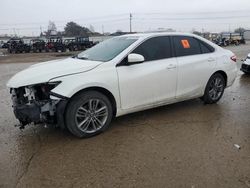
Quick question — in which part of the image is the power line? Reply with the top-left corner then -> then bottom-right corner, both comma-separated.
133,15 -> 250,21
0,18 -> 129,31
0,14 -> 129,26
134,9 -> 250,16
2,10 -> 250,26
1,11 -> 250,35
1,11 -> 250,32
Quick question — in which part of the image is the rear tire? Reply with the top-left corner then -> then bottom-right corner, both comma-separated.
201,73 -> 226,104
65,91 -> 113,138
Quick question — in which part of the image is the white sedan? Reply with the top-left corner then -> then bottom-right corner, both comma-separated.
7,33 -> 238,138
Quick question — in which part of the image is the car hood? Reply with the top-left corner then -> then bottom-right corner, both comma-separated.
7,57 -> 103,88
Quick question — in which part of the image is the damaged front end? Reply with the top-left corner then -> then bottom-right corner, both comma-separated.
10,82 -> 68,129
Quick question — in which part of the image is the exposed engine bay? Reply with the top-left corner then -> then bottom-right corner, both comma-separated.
10,82 -> 67,129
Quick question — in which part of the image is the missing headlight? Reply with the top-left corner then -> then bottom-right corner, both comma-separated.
34,81 -> 61,100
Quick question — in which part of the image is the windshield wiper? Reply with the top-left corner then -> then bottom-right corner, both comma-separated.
72,55 -> 89,60
78,57 -> 89,60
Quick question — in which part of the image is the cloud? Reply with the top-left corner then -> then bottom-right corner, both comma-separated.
0,0 -> 250,36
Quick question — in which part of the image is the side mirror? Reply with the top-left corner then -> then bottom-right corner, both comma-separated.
127,53 -> 145,64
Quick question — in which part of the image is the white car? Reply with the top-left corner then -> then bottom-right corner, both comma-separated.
241,53 -> 250,74
7,33 -> 238,138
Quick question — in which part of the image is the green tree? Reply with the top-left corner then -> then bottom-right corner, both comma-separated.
64,22 -> 91,37
234,27 -> 246,34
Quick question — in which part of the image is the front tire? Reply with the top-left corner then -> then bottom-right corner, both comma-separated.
65,91 -> 113,138
202,73 -> 226,104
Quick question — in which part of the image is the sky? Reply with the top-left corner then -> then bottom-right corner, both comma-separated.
1,0 -> 250,36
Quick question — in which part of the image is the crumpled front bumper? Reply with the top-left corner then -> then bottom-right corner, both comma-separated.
11,87 -> 69,129
14,103 -> 41,125
13,99 -> 68,129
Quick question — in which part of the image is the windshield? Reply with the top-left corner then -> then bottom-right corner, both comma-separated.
76,37 -> 138,62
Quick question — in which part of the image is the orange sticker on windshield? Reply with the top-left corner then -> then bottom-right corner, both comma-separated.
181,40 -> 190,49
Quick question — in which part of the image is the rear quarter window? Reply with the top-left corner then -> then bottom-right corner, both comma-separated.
198,40 -> 215,54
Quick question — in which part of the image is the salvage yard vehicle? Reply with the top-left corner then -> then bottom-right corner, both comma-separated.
2,42 -> 9,49
241,53 -> 250,74
45,37 -> 66,52
216,33 -> 246,46
76,37 -> 95,49
7,33 -> 238,138
64,38 -> 77,51
30,39 -> 46,52
8,38 -> 31,53
0,41 -> 4,48
65,37 -> 95,51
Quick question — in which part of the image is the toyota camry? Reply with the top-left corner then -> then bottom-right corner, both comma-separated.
7,33 -> 238,138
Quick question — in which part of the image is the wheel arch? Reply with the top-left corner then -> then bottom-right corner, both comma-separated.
68,86 -> 117,116
201,70 -> 228,104
202,70 -> 228,96
213,70 -> 228,86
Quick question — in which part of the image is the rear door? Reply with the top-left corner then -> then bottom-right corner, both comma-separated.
173,36 -> 217,98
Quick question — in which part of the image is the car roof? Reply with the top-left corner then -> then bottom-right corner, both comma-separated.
120,32 -> 196,39
118,32 -> 219,50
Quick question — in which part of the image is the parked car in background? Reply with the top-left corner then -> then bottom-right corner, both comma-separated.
65,37 -> 95,51
0,41 -> 4,48
8,38 -> 31,53
241,53 -> 250,74
30,39 -> 46,52
2,42 -> 9,49
7,33 -> 237,138
45,37 -> 66,52
64,38 -> 76,51
215,33 -> 246,46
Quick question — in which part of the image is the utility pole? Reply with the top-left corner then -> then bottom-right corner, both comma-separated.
130,13 -> 132,33
40,26 -> 43,35
13,28 -> 16,36
102,25 -> 104,35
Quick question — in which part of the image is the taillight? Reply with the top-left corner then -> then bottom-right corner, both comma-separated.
230,55 -> 237,62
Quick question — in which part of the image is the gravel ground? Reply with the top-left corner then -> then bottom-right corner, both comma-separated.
0,44 -> 249,188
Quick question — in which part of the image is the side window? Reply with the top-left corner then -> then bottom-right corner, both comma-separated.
199,40 -> 215,54
173,36 -> 201,57
132,36 -> 171,62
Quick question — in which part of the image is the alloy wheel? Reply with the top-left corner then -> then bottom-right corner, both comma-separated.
208,77 -> 224,101
75,99 -> 108,133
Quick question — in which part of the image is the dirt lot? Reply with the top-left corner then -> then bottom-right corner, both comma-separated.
0,44 -> 250,188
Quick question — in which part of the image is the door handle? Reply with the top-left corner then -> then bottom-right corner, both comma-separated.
208,58 -> 215,62
166,64 -> 176,69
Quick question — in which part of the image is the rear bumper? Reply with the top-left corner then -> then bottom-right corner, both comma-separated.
226,66 -> 238,88
241,63 -> 250,73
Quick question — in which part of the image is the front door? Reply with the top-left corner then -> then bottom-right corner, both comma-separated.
117,36 -> 178,110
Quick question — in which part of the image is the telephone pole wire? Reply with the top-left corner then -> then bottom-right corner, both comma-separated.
130,13 -> 132,33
